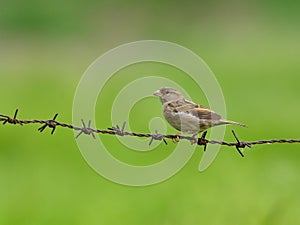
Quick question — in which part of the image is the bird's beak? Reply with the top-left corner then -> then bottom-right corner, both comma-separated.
153,90 -> 162,97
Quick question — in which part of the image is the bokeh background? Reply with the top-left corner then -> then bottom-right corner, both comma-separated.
1,1 -> 300,224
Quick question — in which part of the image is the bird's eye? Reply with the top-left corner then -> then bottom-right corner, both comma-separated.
165,91 -> 169,94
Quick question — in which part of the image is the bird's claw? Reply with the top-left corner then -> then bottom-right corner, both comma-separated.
189,138 -> 197,145
171,134 -> 181,143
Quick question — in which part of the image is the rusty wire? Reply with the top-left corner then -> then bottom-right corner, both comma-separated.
1,109 -> 300,157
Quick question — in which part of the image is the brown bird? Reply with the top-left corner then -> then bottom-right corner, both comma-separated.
153,87 -> 245,137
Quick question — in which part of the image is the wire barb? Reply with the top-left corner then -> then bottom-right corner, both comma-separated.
197,131 -> 208,152
231,130 -> 251,157
38,113 -> 59,134
0,109 -> 22,125
108,121 -> 127,136
149,130 -> 168,146
76,120 -> 96,139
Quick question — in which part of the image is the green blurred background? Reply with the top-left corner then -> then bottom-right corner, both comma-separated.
1,1 -> 300,224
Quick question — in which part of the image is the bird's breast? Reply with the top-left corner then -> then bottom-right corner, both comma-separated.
163,109 -> 207,133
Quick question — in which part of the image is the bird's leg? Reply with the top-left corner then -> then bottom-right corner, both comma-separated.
189,133 -> 199,145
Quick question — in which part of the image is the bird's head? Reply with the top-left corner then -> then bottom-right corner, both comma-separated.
153,87 -> 184,103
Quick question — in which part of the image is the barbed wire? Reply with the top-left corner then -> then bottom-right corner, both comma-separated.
1,109 -> 300,157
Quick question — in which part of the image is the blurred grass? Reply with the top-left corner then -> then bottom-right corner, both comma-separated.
1,1 -> 300,225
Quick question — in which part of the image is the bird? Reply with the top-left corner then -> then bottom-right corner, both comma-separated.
153,87 -> 246,138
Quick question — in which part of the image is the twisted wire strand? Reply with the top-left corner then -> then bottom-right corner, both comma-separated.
1,109 -> 300,157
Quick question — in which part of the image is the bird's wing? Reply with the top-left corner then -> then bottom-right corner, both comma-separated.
174,99 -> 222,120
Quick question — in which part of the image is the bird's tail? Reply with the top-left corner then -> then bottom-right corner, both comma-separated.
219,119 -> 247,127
